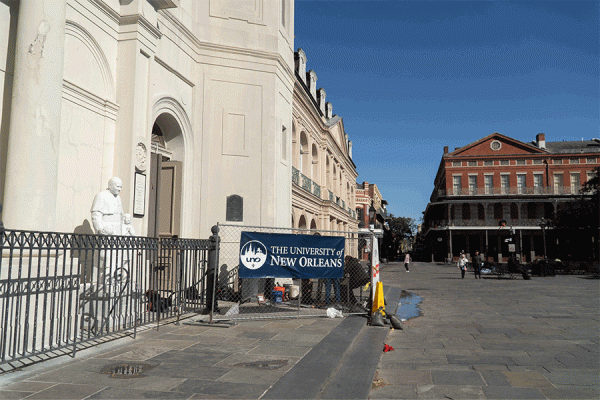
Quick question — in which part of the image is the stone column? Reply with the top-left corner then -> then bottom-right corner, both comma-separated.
3,0 -> 66,231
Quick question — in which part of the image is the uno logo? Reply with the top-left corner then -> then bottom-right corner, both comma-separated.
240,240 -> 268,270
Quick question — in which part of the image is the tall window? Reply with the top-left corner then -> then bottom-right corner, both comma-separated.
553,174 -> 563,194
533,173 -> 543,194
462,203 -> 471,220
493,203 -> 503,220
510,203 -> 519,220
484,175 -> 493,195
570,173 -> 580,194
452,176 -> 462,195
468,175 -> 477,195
517,174 -> 526,194
500,175 -> 510,194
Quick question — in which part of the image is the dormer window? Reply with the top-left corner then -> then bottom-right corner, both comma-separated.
317,88 -> 326,115
295,49 -> 307,84
325,102 -> 333,119
307,70 -> 317,100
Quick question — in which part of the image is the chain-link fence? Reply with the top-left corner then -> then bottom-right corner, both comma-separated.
204,224 -> 372,322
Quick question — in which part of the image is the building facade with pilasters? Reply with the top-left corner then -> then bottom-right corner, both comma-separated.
1,0 -> 295,237
291,49 -> 359,251
422,132 -> 599,263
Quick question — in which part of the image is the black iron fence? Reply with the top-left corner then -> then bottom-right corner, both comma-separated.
0,229 -> 212,365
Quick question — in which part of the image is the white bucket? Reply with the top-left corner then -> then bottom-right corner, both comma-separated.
289,285 -> 299,299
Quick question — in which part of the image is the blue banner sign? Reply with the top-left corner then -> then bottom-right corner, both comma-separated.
239,231 -> 345,279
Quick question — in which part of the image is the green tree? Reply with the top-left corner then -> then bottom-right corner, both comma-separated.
553,166 -> 599,260
384,214 -> 417,260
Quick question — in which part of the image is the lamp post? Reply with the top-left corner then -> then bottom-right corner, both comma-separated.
368,201 -> 376,230
539,217 -> 547,259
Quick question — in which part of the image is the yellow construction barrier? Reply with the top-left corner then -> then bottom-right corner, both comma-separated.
372,281 -> 385,314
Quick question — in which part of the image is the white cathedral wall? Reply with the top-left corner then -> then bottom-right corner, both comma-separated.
0,1 -> 14,208
1,0 -> 294,237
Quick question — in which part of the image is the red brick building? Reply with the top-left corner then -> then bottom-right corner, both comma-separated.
422,132 -> 599,263
355,181 -> 389,260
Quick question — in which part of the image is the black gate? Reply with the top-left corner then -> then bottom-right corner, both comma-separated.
0,229 -> 212,365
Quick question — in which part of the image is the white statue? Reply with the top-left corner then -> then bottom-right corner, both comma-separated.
122,213 -> 135,236
91,177 -> 123,235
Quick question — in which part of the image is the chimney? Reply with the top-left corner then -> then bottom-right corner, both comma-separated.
536,133 -> 546,149
443,146 -> 449,154
317,88 -> 326,115
294,49 -> 307,84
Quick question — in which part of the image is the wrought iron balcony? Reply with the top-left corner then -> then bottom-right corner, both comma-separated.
427,218 -> 548,229
301,173 -> 312,192
313,181 -> 321,198
291,171 -> 354,218
292,167 -> 323,200
435,186 -> 581,198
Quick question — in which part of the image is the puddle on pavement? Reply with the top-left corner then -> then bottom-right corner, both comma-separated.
395,290 -> 423,321
100,362 -> 155,379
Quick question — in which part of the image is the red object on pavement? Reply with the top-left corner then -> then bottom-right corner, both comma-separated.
383,344 -> 394,352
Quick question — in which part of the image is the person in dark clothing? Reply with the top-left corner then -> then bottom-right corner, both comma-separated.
472,251 -> 482,279
340,256 -> 370,306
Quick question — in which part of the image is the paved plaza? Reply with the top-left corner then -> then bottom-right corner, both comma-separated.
0,261 -> 598,399
371,261 -> 600,399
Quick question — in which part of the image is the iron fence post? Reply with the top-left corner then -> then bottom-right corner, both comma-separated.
207,225 -> 220,323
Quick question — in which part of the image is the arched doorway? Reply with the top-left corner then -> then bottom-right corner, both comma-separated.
148,113 -> 184,238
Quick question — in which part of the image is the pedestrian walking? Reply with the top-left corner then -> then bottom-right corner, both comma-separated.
457,251 -> 468,279
404,252 -> 411,272
472,250 -> 482,279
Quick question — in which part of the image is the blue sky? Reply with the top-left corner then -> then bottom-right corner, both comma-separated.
294,0 -> 599,223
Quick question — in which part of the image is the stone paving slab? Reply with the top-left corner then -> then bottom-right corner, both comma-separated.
369,262 -> 600,400
1,261 -> 597,399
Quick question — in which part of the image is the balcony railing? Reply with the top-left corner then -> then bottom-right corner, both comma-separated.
291,168 -> 354,218
437,186 -> 581,197
313,181 -> 321,198
301,173 -> 312,192
293,167 -> 323,199
427,218 -> 547,229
